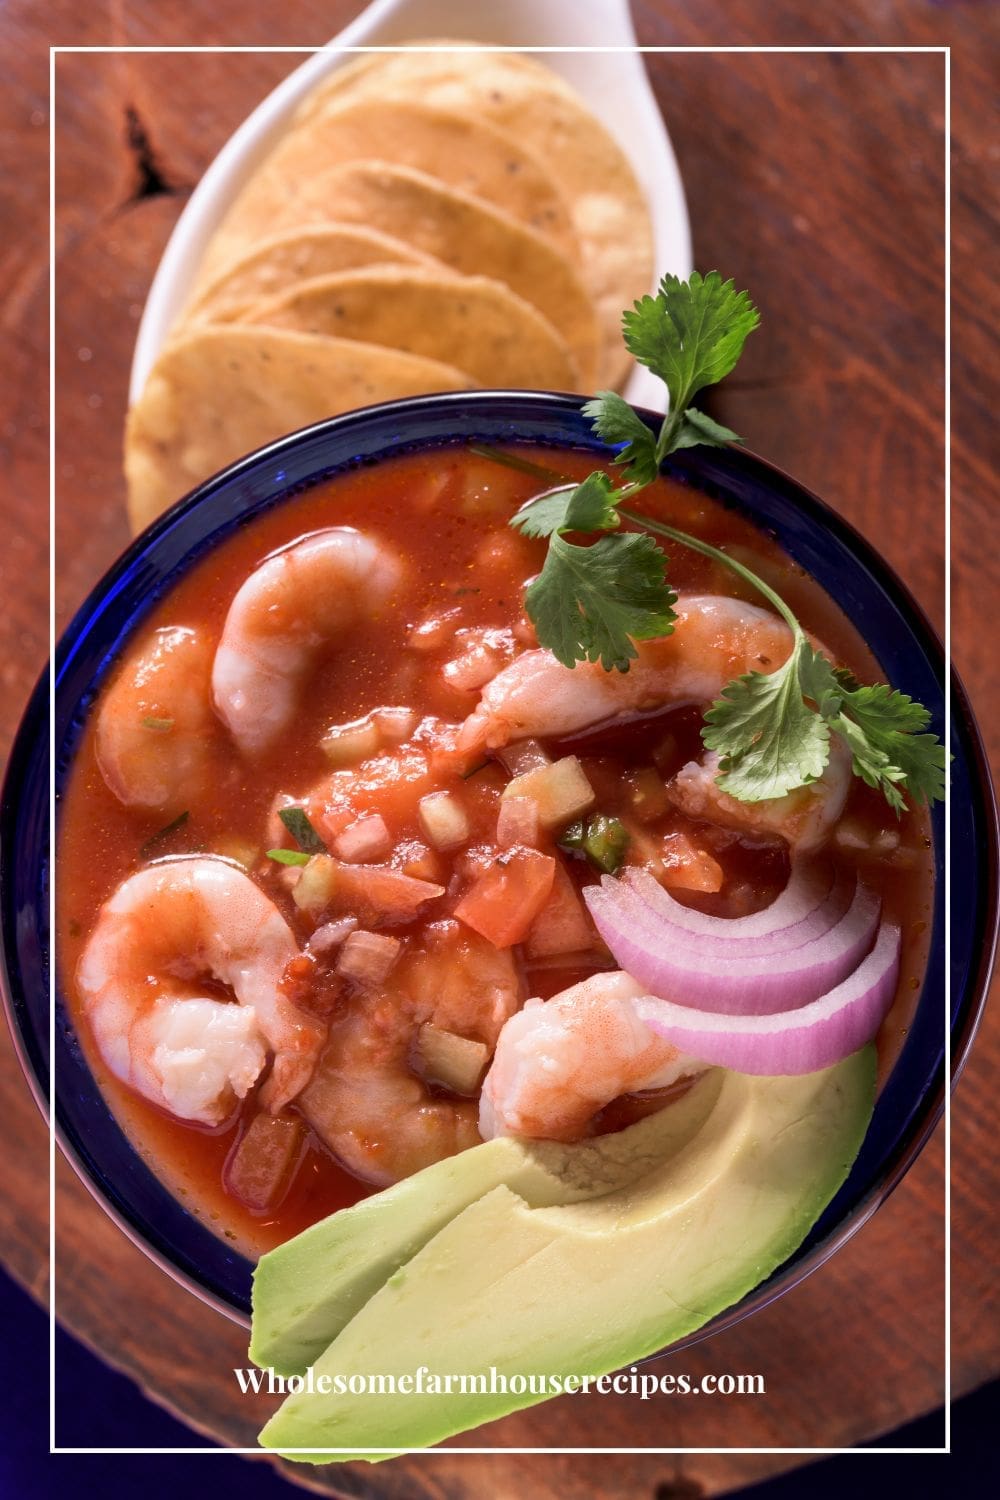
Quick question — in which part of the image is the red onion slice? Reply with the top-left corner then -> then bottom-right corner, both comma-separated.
616,868 -> 854,958
624,860 -> 835,941
637,922 -> 901,1074
584,878 -> 881,1015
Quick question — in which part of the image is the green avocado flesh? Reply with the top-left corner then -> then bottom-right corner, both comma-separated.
251,1069 -> 723,1374
257,1049 -> 875,1463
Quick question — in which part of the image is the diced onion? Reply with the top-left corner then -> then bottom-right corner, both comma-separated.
337,930 -> 402,986
638,922 -> 901,1075
333,814 -> 392,864
307,917 -> 358,955
585,870 -> 881,1014
496,795 -> 540,849
495,739 -> 551,777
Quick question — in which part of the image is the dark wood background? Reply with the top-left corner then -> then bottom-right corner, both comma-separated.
2,1 -> 997,1494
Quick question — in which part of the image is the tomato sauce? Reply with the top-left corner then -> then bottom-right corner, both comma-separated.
56,444 -> 934,1259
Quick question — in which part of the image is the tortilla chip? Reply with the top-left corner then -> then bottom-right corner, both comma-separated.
179,224 -> 442,328
294,45 -> 653,386
124,326 -> 475,533
202,162 -> 599,389
241,266 -> 577,390
214,96 -> 577,261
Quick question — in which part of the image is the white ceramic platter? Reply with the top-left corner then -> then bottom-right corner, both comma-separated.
129,0 -> 692,412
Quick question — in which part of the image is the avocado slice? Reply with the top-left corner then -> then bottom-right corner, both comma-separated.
259,1048 -> 874,1462
252,1069 -> 723,1374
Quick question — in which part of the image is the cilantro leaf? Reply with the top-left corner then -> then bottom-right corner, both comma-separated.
511,486 -> 576,539
525,531 -> 676,672
704,633 -> 947,810
511,473 -> 620,540
702,639 -> 831,801
830,716 -> 908,813
838,681 -> 932,738
796,644 -> 846,721
623,271 -> 760,413
562,473 -> 621,532
832,683 -> 948,809
582,392 -> 659,485
673,407 -> 744,449
498,266 -> 946,815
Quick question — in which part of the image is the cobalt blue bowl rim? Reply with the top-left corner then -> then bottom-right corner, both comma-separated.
2,389 -> 996,1349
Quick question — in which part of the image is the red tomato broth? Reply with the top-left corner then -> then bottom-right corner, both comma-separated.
57,444 -> 934,1259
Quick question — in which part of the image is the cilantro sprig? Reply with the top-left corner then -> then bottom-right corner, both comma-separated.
502,269 -> 946,813
511,271 -> 758,662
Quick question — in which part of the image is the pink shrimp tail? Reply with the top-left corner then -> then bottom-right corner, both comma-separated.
259,1023 -> 325,1112
454,705 -> 492,754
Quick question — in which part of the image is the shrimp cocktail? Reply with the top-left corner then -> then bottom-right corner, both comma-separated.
57,275 -> 946,1459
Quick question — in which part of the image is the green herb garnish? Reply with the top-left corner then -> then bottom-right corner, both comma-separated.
511,271 -> 758,668
502,270 -> 946,812
468,445 -> 570,483
139,810 -> 189,857
559,814 -> 631,873
266,848 -> 312,867
277,806 -> 327,854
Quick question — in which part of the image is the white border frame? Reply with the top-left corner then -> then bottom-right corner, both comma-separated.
49,40 -> 951,1460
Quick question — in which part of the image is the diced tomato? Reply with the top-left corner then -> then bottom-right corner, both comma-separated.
525,861 -> 596,958
454,847 -> 556,948
660,831 -> 724,893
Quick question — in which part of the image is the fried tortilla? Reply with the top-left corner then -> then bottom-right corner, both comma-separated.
241,265 -> 578,390
204,162 -> 599,389
209,96 -> 577,265
293,45 -> 652,384
125,326 -> 475,532
179,224 -> 442,328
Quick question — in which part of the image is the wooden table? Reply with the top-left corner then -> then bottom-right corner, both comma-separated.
2,2 -> 997,1493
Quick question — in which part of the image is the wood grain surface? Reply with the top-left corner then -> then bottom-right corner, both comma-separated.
2,1 -> 998,1494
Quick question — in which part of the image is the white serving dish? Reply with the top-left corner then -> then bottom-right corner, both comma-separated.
129,0 -> 692,411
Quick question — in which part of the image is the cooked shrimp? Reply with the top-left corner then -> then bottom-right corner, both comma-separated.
460,594 -> 793,748
299,923 -> 522,1185
459,593 -> 850,849
95,626 -> 216,813
212,527 -> 403,757
669,741 -> 852,852
479,970 -> 704,1142
76,857 -> 323,1125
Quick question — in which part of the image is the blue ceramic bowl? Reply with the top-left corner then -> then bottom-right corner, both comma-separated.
3,392 -> 996,1334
